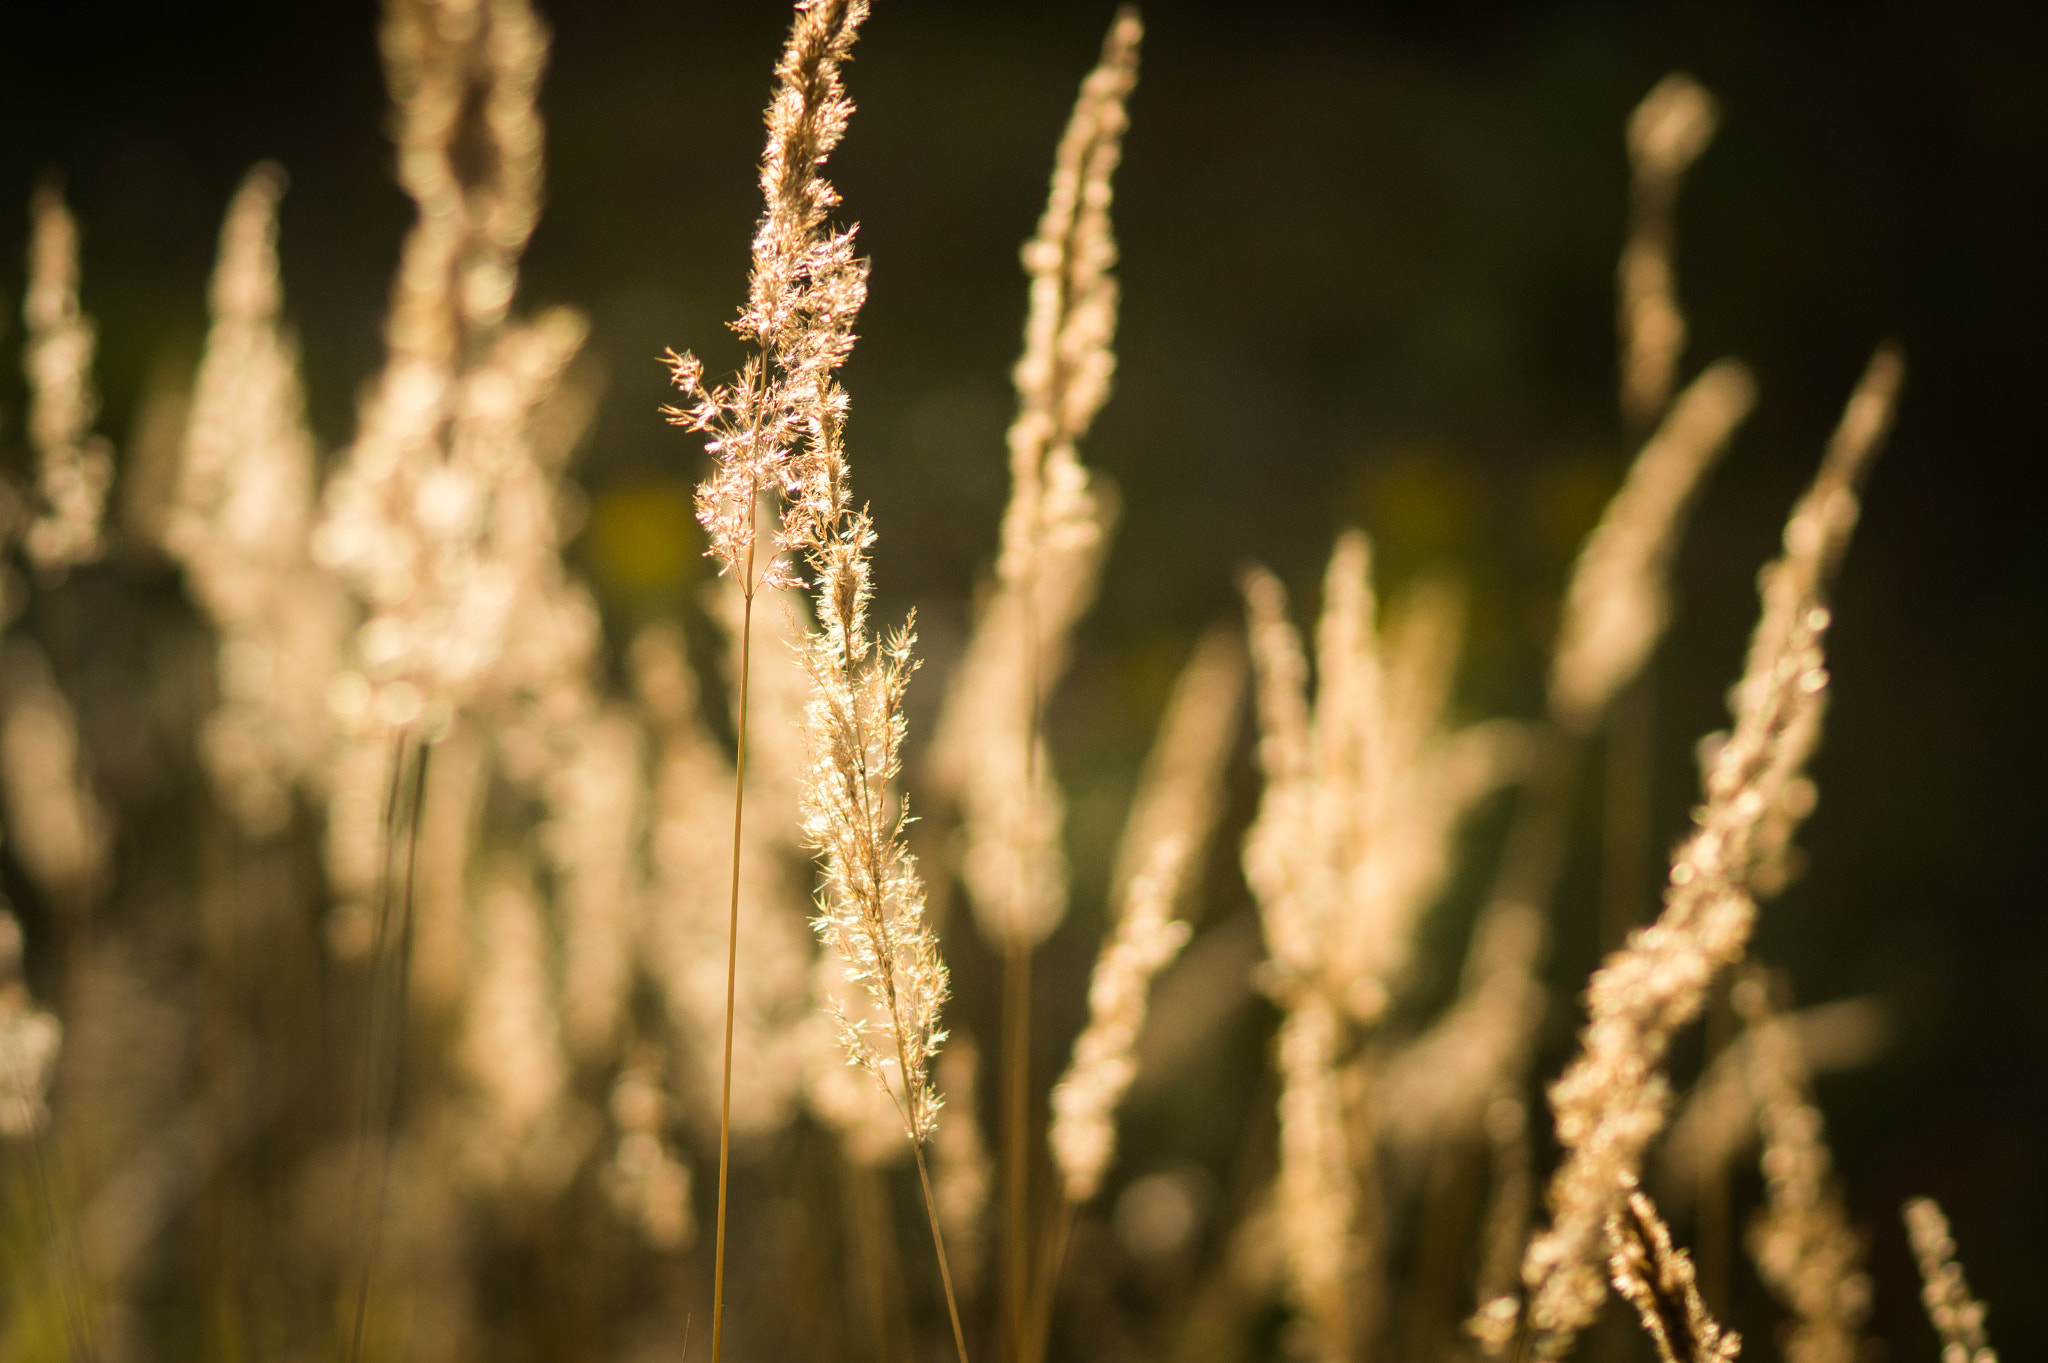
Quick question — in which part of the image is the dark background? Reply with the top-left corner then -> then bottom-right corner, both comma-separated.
4,1 -> 2044,1357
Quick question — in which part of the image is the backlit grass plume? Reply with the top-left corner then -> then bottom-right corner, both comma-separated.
928,6 -> 1140,951
1398,74 -> 1748,1221
794,337 -> 971,1363
1515,345 -> 1903,1358
665,0 -> 869,595
1903,1199 -> 1998,1363
1619,73 -> 1719,432
1733,970 -> 1871,1363
921,16 -> 1141,1354
1050,627 -> 1244,1206
165,163 -> 348,838
1243,534 -> 1522,1362
20,183 -> 113,576
800,518 -> 945,1146
660,4 -> 871,1357
1606,1179 -> 1741,1363
1550,358 -> 1755,734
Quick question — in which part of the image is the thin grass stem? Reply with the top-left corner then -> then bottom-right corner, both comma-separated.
18,1084 -> 99,1363
914,1134 -> 974,1363
1021,1195 -> 1074,1363
346,733 -> 429,1363
711,512 -> 759,1363
1001,939 -> 1031,1363
1002,540 -> 1046,1363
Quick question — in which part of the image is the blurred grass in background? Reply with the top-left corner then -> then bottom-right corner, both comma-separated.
3,0 -> 2045,1356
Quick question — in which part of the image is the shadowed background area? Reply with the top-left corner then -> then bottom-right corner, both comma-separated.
3,0 -> 2044,1358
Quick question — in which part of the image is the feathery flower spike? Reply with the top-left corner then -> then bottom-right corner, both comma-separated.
1903,1198 -> 1998,1363
1620,73 -> 1719,430
1733,971 -> 1870,1363
1519,345 -> 1902,1358
669,0 -> 871,593
1607,1179 -> 1741,1363
1551,359 -> 1755,733
929,6 -> 1143,951
20,184 -> 114,575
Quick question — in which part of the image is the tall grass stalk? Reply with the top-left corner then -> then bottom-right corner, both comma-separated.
665,2 -> 881,1354
711,527 -> 754,1363
344,734 -> 430,1363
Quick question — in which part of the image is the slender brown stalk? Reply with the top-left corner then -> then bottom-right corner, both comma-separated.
669,0 -> 872,1349
1004,576 -> 1040,1363
1008,550 -> 1042,1361
711,521 -> 756,1363
346,733 -> 430,1363
1022,1196 -> 1075,1363
1599,672 -> 1656,953
914,1138 -> 974,1363
1003,937 -> 1032,1363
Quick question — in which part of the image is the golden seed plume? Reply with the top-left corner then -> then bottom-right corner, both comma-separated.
1243,534 -> 1519,1362
1620,73 -> 1719,431
1049,627 -> 1242,1204
1606,1180 -> 1741,1363
1903,1198 -> 1999,1363
928,7 -> 1142,951
801,564 -> 948,1145
20,182 -> 114,576
1274,995 -> 1359,1363
316,0 -> 593,735
1050,837 -> 1191,1205
669,0 -> 871,594
167,162 -> 350,837
1245,538 -> 1524,1023
1551,359 -> 1756,733
1732,971 -> 1870,1363
1519,345 -> 1902,1358
0,910 -> 61,1137
666,0 -> 951,1158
